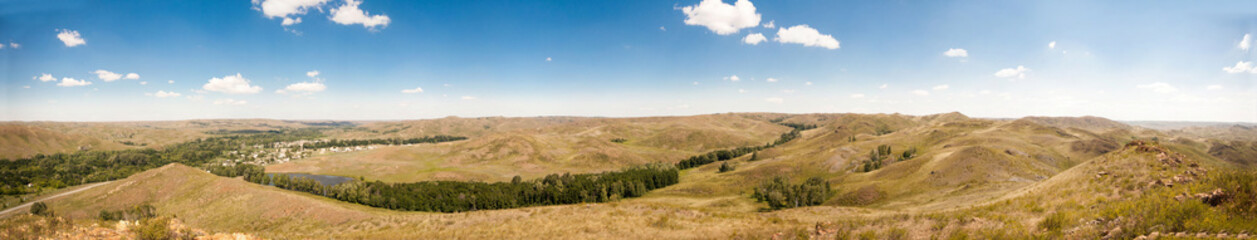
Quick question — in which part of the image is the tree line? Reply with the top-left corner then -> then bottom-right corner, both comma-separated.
224,163 -> 679,212
752,176 -> 831,210
675,128 -> 805,169
299,135 -> 467,149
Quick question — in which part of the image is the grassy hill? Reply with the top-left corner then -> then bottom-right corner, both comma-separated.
7,113 -> 1255,239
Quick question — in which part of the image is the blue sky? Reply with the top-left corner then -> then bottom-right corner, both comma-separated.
1,0 -> 1255,122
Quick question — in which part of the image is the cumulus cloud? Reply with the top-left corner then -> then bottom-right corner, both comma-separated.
168,80 -> 175,84
306,70 -> 320,77
994,66 -> 1030,79
933,84 -> 949,90
943,48 -> 968,57
1223,61 -> 1257,74
738,89 -> 747,93
1048,41 -> 1056,49
282,17 -> 303,26
461,96 -> 477,100
774,25 -> 839,49
330,0 -> 391,29
213,98 -> 248,105
56,29 -> 86,47
724,75 -> 740,82
202,73 -> 262,94
401,87 -> 424,93
850,93 -> 865,99
879,84 -> 888,89
762,20 -> 774,28
147,90 -> 182,98
6,42 -> 17,49
276,82 -> 326,95
140,81 -> 147,85
911,90 -> 929,96
36,74 -> 55,82
743,33 -> 766,45
766,77 -> 778,83
253,0 -> 329,19
546,57 -> 552,62
679,0 -> 761,35
56,77 -> 92,87
1241,34 -> 1251,51
1207,84 -> 1223,90
93,70 -> 125,82
764,97 -> 783,104
125,73 -> 140,80
1137,82 -> 1178,93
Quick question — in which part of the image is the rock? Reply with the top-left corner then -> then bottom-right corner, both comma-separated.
1175,232 -> 1186,237
1103,227 -> 1123,239
1149,231 -> 1160,238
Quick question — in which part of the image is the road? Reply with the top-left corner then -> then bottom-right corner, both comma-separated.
0,181 -> 112,218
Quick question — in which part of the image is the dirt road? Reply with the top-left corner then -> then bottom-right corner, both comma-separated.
0,181 -> 111,217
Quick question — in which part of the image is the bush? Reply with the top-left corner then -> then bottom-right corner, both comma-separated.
718,162 -> 735,173
29,202 -> 52,217
136,217 -> 172,240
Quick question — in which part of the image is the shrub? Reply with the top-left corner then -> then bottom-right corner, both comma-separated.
718,162 -> 735,173
136,217 -> 172,240
29,202 -> 51,217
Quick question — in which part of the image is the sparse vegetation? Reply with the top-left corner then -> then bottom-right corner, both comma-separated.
29,202 -> 51,217
676,129 -> 802,169
610,138 -> 627,143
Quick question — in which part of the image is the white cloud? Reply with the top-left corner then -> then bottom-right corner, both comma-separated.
253,0 -> 329,19
124,73 -> 140,80
943,48 -> 968,57
461,96 -> 476,100
147,90 -> 182,98
994,65 -> 1030,79
276,82 -> 326,95
546,57 -> 552,62
764,97 -> 783,104
36,74 -> 55,82
22,85 -> 30,89
762,20 -> 774,28
679,0 -> 761,35
742,33 -> 766,45
659,26 -> 666,31
1137,82 -> 1178,93
850,93 -> 865,99
724,75 -> 740,82
879,84 -> 888,89
692,81 -> 699,85
8,42 -> 17,49
1223,61 -> 1257,74
774,25 -> 839,49
911,90 -> 929,96
202,73 -> 262,94
140,81 -> 148,85
1048,41 -> 1056,49
282,17 -> 303,26
56,29 -> 86,47
306,70 -> 320,77
213,98 -> 248,105
168,80 -> 175,84
56,77 -> 91,87
1241,34 -> 1251,51
93,70 -> 123,82
329,0 -> 390,29
766,77 -> 778,83
805,81 -> 813,86
933,84 -> 949,90
781,89 -> 795,94
738,89 -> 747,93
1207,84 -> 1223,90
401,87 -> 424,93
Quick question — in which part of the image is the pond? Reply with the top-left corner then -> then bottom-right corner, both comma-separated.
266,173 -> 356,186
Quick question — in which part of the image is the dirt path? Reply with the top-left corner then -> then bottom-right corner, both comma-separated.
0,181 -> 112,218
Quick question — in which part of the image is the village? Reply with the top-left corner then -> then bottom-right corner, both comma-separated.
219,139 -> 381,166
